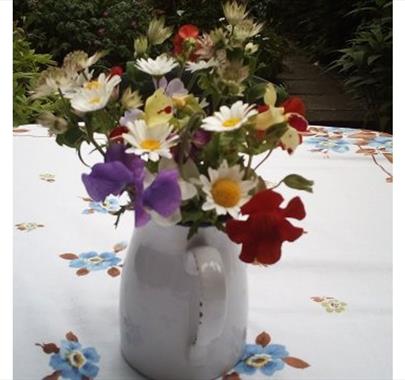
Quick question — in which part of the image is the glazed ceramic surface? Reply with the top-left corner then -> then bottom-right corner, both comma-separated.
120,223 -> 248,380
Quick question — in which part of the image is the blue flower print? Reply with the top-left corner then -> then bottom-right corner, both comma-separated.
367,136 -> 393,153
234,343 -> 289,377
49,340 -> 100,380
82,194 -> 121,214
306,136 -> 350,153
69,251 -> 121,272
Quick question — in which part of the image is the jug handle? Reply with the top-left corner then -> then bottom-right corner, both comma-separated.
188,245 -> 227,352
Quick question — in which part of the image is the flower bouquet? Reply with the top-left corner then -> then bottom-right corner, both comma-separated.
32,2 -> 313,378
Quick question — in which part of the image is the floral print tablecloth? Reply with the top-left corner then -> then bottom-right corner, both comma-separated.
14,125 -> 392,380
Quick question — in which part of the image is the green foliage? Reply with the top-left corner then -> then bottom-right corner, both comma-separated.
266,0 -> 392,131
14,0 -> 153,65
13,27 -> 56,127
330,1 -> 392,131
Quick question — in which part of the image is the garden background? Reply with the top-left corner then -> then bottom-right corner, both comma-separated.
13,0 -> 392,132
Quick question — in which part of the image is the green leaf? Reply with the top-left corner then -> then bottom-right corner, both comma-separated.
283,174 -> 314,193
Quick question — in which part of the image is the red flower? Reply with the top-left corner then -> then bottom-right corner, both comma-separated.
281,96 -> 306,117
109,66 -> 124,77
173,24 -> 200,59
226,189 -> 306,265
109,125 -> 129,144
178,24 -> 199,40
287,113 -> 308,132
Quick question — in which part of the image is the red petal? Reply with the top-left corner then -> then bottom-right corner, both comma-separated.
277,219 -> 304,242
288,113 -> 308,132
282,97 -> 306,116
173,34 -> 184,54
241,189 -> 284,215
178,24 -> 199,39
283,196 -> 306,220
226,219 -> 249,243
109,66 -> 124,77
257,104 -> 269,113
256,238 -> 282,265
239,242 -> 257,263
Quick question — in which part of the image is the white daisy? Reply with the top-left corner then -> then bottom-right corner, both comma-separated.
199,160 -> 256,218
123,120 -> 179,162
135,55 -> 179,77
185,58 -> 218,73
70,73 -> 121,112
201,100 -> 257,132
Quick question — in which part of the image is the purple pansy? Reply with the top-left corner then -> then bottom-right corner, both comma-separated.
119,109 -> 143,127
158,77 -> 188,97
82,144 -> 181,227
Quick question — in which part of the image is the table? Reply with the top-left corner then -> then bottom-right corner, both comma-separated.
14,124 -> 392,380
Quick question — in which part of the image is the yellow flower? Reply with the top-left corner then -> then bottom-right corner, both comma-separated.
253,83 -> 286,131
144,88 -> 173,127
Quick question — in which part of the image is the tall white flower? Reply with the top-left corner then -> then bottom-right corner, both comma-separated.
70,73 -> 121,112
222,1 -> 249,25
199,161 -> 256,218
201,100 -> 257,132
186,58 -> 218,73
123,120 -> 179,161
135,55 -> 178,77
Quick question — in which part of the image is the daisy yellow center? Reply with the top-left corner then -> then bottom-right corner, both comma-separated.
68,351 -> 86,368
211,179 -> 241,208
140,139 -> 161,151
89,96 -> 102,105
246,354 -> 272,368
222,117 -> 241,128
84,80 -> 102,90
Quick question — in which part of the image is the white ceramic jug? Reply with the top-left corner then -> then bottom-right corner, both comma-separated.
120,222 -> 248,380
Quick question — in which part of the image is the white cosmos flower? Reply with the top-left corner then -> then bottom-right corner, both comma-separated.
135,55 -> 179,76
199,160 -> 256,218
201,100 -> 257,132
123,119 -> 179,162
70,73 -> 121,112
185,58 -> 218,73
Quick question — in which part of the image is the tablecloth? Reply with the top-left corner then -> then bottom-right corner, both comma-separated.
14,125 -> 393,380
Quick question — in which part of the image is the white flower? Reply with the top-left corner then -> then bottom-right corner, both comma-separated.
69,73 -> 121,113
201,100 -> 257,132
223,1 -> 249,26
199,161 -> 256,218
186,58 -> 218,73
123,120 -> 179,162
135,55 -> 178,77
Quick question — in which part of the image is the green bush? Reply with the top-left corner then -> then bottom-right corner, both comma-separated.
13,26 -> 56,127
14,0 -> 153,65
331,1 -> 392,131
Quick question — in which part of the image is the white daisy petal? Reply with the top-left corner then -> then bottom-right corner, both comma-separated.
201,101 -> 256,132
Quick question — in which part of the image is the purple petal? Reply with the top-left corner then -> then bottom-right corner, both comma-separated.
82,162 -> 133,202
119,109 -> 142,127
106,144 -> 144,178
134,203 -> 151,227
166,78 -> 188,97
158,76 -> 168,90
143,170 -> 181,217
192,129 -> 212,148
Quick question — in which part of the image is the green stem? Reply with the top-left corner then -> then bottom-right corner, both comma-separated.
253,149 -> 273,171
85,123 -> 105,158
